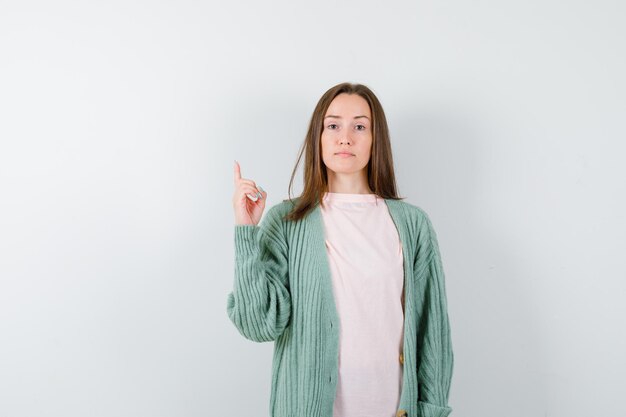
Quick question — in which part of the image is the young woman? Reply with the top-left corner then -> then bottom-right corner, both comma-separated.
228,82 -> 454,417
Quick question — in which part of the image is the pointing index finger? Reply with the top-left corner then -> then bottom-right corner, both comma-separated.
234,160 -> 241,183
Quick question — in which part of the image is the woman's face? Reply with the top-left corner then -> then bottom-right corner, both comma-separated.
321,93 -> 373,178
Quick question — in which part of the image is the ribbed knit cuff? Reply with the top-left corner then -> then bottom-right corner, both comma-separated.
234,225 -> 259,257
418,401 -> 452,417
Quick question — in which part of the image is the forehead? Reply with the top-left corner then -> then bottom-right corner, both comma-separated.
325,93 -> 371,117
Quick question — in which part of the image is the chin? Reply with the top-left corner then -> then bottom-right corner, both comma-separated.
329,167 -> 364,175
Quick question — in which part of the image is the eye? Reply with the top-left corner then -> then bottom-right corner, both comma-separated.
356,124 -> 366,130
327,124 -> 338,129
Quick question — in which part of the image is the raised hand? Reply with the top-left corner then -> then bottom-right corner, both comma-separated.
232,160 -> 267,226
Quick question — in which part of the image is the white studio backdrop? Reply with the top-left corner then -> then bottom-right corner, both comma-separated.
1,1 -> 625,416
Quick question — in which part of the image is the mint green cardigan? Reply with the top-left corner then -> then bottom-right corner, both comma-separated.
227,197 -> 454,417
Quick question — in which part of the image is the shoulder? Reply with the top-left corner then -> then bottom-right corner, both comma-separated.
261,198 -> 298,226
389,200 -> 446,267
270,198 -> 298,218
386,198 -> 433,230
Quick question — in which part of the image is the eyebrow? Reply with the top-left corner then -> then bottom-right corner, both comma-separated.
324,115 -> 370,120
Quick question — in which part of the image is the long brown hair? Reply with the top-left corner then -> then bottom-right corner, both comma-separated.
283,82 -> 404,222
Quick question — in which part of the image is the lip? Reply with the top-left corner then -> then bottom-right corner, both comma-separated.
335,152 -> 355,157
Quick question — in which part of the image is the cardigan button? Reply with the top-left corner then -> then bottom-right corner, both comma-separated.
399,352 -> 404,365
396,409 -> 408,417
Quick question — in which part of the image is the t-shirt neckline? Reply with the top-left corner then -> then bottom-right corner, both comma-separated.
322,192 -> 380,203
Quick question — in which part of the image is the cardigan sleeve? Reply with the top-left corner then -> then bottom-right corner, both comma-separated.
413,212 -> 454,417
226,206 -> 292,343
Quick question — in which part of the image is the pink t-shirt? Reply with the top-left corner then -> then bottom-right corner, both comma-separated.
320,192 -> 405,417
